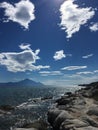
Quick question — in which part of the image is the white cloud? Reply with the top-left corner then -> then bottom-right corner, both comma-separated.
89,23 -> 98,32
82,54 -> 93,59
39,71 -> 51,74
68,74 -> 98,85
94,70 -> 98,73
59,0 -> 95,38
42,79 -> 76,87
53,50 -> 66,61
0,44 -> 50,72
39,71 -> 63,76
61,66 -> 87,70
19,43 -> 31,50
77,71 -> 94,75
77,70 -> 98,75
42,72 -> 98,86
66,54 -> 72,57
0,0 -> 35,29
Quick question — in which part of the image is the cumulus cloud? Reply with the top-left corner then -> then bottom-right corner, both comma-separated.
0,44 -> 50,72
61,66 -> 87,71
82,54 -> 93,59
39,71 -> 63,76
89,23 -> 98,32
0,0 -> 35,29
59,0 -> 95,38
53,50 -> 66,61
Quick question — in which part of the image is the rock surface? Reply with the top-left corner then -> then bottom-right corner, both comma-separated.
0,105 -> 15,116
15,128 -> 37,130
48,82 -> 98,130
15,119 -> 49,130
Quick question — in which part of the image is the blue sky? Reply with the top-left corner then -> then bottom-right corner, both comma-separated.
0,0 -> 98,86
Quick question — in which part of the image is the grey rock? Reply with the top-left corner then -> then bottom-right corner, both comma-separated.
21,119 -> 48,130
75,126 -> 98,130
60,119 -> 89,130
72,97 -> 86,106
15,128 -> 37,130
81,91 -> 92,98
48,109 -> 63,125
56,98 -> 72,105
92,89 -> 98,96
64,92 -> 72,97
0,105 -> 15,111
81,116 -> 98,127
53,110 -> 73,129
87,106 -> 98,116
48,81 -> 98,130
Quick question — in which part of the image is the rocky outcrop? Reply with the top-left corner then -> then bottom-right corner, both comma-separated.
0,105 -> 15,111
15,128 -> 37,130
48,82 -> 98,130
0,105 -> 15,116
15,119 -> 49,130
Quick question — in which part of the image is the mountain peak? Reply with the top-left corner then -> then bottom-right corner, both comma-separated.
19,78 -> 35,83
0,79 -> 44,87
23,78 -> 31,81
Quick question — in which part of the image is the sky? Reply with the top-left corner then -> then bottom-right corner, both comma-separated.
0,0 -> 98,87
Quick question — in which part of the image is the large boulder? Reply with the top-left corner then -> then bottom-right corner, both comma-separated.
83,116 -> 98,127
21,120 -> 48,130
60,119 -> 89,130
91,89 -> 98,100
87,106 -> 98,116
56,97 -> 74,105
48,109 -> 63,125
72,97 -> 86,106
75,126 -> 98,130
53,111 -> 73,130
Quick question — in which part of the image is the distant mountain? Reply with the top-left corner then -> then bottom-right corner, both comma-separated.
0,79 -> 45,87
